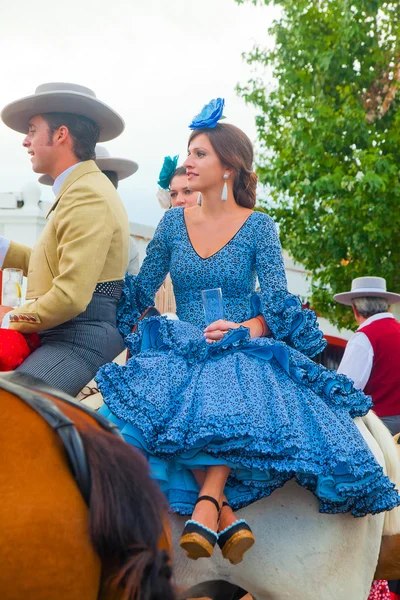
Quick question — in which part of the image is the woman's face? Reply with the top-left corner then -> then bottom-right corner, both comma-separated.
183,133 -> 227,193
169,174 -> 198,207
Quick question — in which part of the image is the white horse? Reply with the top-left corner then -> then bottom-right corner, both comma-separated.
170,412 -> 400,600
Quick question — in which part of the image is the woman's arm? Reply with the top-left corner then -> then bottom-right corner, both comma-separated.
117,213 -> 172,337
255,214 -> 326,357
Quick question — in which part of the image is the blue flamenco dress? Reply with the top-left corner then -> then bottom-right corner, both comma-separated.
96,208 -> 400,517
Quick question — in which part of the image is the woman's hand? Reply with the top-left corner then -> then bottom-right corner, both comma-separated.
204,315 -> 270,342
203,319 -> 240,343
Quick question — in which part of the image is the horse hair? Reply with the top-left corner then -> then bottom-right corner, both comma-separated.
79,425 -> 176,600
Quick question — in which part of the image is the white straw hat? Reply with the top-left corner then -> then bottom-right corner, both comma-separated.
334,276 -> 400,306
1,82 -> 124,142
38,145 -> 138,185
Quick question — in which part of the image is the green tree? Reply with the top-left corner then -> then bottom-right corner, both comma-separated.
238,0 -> 400,329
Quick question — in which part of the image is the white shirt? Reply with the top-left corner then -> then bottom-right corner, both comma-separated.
337,313 -> 395,390
52,162 -> 81,197
1,163 -> 81,328
127,238 -> 140,276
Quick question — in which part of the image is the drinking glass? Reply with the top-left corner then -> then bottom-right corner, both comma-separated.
201,288 -> 224,326
2,268 -> 23,308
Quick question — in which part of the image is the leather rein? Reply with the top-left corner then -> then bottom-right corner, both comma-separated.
0,372 -> 122,506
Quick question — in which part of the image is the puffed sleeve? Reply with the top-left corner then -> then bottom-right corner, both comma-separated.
254,213 -> 326,357
117,212 -> 172,337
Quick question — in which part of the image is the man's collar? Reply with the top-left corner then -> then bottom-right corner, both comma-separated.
45,160 -> 100,218
52,162 -> 82,197
358,312 -> 395,330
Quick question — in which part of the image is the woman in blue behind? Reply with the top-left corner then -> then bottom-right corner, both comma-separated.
96,99 -> 400,565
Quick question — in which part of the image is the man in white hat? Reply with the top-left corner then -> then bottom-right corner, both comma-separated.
39,144 -> 140,275
0,82 -> 130,395
335,276 -> 400,434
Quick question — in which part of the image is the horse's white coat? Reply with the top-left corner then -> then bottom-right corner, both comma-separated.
172,481 -> 384,600
359,412 -> 400,536
172,411 -> 400,600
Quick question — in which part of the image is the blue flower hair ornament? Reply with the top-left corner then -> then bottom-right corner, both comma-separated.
157,154 -> 179,190
189,98 -> 225,130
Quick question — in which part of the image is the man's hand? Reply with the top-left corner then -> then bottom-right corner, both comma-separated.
203,319 -> 240,343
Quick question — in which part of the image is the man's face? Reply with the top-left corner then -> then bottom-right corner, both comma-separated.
22,115 -> 55,174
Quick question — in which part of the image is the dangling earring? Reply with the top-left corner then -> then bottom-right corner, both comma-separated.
197,192 -> 202,206
222,173 -> 229,202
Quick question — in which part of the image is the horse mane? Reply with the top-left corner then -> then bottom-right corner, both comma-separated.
79,425 -> 175,600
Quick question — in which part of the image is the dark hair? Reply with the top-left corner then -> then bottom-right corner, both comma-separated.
103,170 -> 119,189
188,123 -> 258,208
42,112 -> 100,161
169,166 -> 187,188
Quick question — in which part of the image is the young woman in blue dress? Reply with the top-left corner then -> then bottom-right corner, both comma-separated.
96,99 -> 400,565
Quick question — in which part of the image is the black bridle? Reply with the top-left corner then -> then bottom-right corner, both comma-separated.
0,372 -> 122,506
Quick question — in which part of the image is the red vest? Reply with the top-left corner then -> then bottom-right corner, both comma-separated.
362,317 -> 400,417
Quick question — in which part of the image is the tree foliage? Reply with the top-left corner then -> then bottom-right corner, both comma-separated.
238,0 -> 400,329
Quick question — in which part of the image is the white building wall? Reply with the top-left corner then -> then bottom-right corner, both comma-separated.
0,186 -> 47,246
129,222 -> 154,264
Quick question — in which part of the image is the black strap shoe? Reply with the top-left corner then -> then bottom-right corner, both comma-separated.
180,495 -> 220,560
217,502 -> 255,564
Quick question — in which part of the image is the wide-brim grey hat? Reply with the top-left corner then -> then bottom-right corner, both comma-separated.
1,82 -> 124,142
334,276 -> 400,306
39,145 -> 138,185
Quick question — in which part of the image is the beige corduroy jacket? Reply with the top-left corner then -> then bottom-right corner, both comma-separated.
3,160 -> 129,333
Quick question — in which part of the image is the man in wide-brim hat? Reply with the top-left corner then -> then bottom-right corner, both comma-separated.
39,144 -> 140,275
0,82 -> 130,395
335,276 -> 400,434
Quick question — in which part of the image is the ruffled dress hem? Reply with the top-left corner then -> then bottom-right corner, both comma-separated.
96,316 -> 400,518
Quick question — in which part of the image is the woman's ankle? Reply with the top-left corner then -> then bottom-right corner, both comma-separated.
191,496 -> 220,532
218,504 -> 237,532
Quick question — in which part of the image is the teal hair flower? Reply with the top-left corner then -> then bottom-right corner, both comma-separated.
158,155 -> 179,189
189,98 -> 225,130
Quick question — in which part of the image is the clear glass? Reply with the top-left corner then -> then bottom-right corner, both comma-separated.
2,268 -> 23,308
201,287 -> 224,326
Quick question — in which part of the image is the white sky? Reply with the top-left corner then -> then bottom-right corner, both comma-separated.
0,0 -> 276,227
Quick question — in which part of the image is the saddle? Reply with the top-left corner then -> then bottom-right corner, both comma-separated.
0,371 -> 122,505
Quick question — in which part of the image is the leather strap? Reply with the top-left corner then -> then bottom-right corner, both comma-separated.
0,372 -> 122,506
195,495 -> 221,514
1,372 -> 122,438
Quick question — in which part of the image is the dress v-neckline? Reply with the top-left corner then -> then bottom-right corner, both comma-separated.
182,208 -> 255,260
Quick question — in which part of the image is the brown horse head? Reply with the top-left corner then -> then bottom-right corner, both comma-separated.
0,372 -> 175,600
